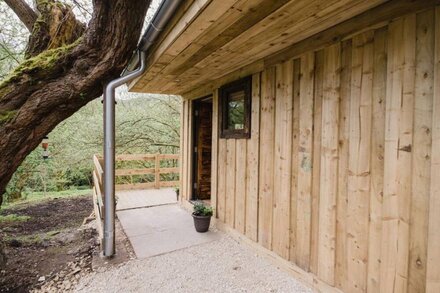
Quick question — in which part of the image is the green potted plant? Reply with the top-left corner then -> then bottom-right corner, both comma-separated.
192,203 -> 213,233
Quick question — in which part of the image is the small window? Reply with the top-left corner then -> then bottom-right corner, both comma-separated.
219,76 -> 251,139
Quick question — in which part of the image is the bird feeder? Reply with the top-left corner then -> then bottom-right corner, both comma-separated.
42,136 -> 49,159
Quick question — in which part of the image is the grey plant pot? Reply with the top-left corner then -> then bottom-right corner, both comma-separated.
192,213 -> 211,233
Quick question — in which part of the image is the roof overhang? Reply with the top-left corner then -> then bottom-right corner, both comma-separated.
128,0 -> 437,97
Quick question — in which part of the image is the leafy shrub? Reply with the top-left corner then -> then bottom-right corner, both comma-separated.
193,203 -> 213,217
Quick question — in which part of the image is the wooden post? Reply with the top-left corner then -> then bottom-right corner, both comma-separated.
155,154 -> 160,189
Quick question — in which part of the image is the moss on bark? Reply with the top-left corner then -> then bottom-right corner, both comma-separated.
0,39 -> 79,91
25,0 -> 84,59
0,110 -> 17,125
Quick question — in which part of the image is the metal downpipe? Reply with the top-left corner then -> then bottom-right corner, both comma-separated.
103,51 -> 146,257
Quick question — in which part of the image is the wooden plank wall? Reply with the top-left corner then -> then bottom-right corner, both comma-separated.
180,99 -> 193,202
180,7 -> 440,293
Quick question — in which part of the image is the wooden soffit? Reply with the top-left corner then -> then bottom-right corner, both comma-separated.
129,0 -> 437,96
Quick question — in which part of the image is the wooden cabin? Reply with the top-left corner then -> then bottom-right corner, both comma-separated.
129,0 -> 440,292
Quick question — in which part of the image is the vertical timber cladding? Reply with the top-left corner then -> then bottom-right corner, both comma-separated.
204,6 -> 440,293
426,7 -> 440,293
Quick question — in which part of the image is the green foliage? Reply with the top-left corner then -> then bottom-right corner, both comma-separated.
4,94 -> 180,204
0,214 -> 31,223
193,203 -> 213,217
227,99 -> 245,129
0,0 -> 179,205
3,234 -> 43,245
0,1 -> 28,79
4,151 -> 42,202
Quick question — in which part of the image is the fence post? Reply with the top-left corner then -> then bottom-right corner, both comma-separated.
155,154 -> 160,189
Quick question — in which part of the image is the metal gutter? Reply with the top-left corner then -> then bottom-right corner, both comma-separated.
102,0 -> 183,257
124,0 -> 183,74
139,0 -> 182,51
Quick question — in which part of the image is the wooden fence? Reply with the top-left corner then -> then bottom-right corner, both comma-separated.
92,153 -> 179,243
92,154 -> 104,243
113,154 -> 179,190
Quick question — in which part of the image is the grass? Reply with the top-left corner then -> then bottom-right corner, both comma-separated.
3,228 -> 68,246
0,214 -> 31,223
2,188 -> 92,209
4,234 -> 44,245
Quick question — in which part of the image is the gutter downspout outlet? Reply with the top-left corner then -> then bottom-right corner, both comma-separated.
102,51 -> 146,257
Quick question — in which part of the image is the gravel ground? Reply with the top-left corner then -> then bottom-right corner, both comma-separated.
74,234 -> 312,293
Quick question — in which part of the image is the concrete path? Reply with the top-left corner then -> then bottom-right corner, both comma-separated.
116,189 -> 220,259
115,188 -> 177,211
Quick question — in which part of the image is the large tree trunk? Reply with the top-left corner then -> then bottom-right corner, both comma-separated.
0,0 -> 150,204
25,0 -> 86,58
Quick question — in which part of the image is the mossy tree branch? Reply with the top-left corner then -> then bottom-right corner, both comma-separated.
0,0 -> 151,203
25,0 -> 85,58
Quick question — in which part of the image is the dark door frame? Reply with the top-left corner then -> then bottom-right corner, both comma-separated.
191,95 -> 213,201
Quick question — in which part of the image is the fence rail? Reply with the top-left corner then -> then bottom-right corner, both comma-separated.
92,153 -> 180,243
92,154 -> 104,243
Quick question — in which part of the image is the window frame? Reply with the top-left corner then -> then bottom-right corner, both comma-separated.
218,76 -> 252,139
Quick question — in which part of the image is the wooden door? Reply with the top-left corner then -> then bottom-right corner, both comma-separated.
192,98 -> 213,200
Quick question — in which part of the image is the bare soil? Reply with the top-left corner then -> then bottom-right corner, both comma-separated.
0,195 -> 96,292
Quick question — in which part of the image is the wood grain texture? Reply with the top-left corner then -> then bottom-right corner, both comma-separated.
258,66 -> 276,249
181,100 -> 189,201
380,15 -> 416,293
175,1 -> 440,101
179,6 -> 440,293
426,7 -> 440,293
317,43 -> 340,286
154,0 -> 386,95
335,39 -> 351,292
408,10 -> 434,293
296,52 -> 314,271
272,60 -> 293,259
310,49 -> 323,275
211,91 -> 219,216
366,26 -> 387,293
289,59 -> 301,264
225,139 -> 237,226
235,139 -> 247,233
217,137 -> 227,222
245,73 -> 261,241
347,31 -> 373,293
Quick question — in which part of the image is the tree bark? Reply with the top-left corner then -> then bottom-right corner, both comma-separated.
3,0 -> 38,32
0,0 -> 151,204
25,0 -> 85,58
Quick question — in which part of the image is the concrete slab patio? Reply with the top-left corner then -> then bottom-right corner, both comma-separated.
115,188 -> 220,259
115,188 -> 177,211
